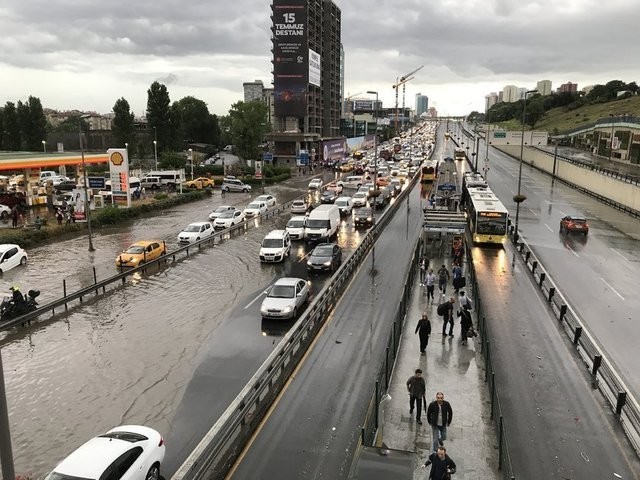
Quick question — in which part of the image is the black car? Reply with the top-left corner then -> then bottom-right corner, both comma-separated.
373,188 -> 391,209
55,180 -> 79,192
307,243 -> 343,272
321,190 -> 338,204
354,207 -> 374,228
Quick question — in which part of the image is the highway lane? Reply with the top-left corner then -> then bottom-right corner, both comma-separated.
480,143 -> 640,402
229,180 -> 424,479
0,171 -> 379,477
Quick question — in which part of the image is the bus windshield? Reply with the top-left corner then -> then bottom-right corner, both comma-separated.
476,213 -> 508,235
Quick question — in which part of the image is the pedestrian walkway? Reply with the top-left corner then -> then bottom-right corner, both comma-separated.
381,256 -> 500,480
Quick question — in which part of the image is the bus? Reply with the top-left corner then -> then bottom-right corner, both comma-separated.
467,189 -> 509,245
444,132 -> 451,139
421,160 -> 436,183
454,148 -> 466,161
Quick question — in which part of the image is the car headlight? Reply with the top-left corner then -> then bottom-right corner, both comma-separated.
307,259 -> 312,266
323,260 -> 332,266
260,305 -> 268,314
282,305 -> 293,313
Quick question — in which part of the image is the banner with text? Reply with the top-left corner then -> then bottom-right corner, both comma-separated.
309,49 -> 321,87
107,148 -> 131,208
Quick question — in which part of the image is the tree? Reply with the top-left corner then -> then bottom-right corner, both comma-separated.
2,102 -> 23,150
25,96 -> 47,151
111,97 -> 135,149
525,100 -> 545,128
16,100 -> 30,150
146,82 -> 173,152
227,100 -> 269,161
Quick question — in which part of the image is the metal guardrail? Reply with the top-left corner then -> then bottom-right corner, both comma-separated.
171,168 -> 422,480
0,194 -> 315,334
508,230 -> 640,458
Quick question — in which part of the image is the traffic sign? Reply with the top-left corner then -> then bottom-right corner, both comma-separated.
88,176 -> 105,189
262,152 -> 273,163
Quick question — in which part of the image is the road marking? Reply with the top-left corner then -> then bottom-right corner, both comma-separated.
245,291 -> 265,309
610,248 -> 628,261
528,208 -> 537,216
544,223 -> 553,232
600,277 -> 625,300
558,209 -> 567,216
566,245 -> 579,257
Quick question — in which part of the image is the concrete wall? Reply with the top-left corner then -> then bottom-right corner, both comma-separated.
496,145 -> 640,215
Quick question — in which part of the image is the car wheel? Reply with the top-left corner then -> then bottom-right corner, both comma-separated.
145,464 -> 160,480
243,188 -> 248,193
293,307 -> 298,318
0,211 -> 7,220
20,256 -> 27,265
196,237 -> 200,241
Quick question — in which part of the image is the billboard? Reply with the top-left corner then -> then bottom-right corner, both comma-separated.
106,148 -> 131,208
322,138 -> 347,163
273,0 -> 308,117
309,49 -> 321,87
353,99 -> 375,112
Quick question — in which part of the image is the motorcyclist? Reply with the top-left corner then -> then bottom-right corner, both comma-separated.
9,286 -> 26,314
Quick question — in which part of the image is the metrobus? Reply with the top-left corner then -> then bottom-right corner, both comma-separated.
421,160 -> 436,183
454,148 -> 466,161
461,172 -> 488,206
467,190 -> 509,245
444,132 -> 451,139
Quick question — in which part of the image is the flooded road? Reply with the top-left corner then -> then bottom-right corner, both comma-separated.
0,170 -> 372,476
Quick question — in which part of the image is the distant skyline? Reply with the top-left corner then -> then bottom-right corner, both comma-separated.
1,0 -> 638,118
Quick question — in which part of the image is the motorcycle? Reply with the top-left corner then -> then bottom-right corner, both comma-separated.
0,289 -> 40,324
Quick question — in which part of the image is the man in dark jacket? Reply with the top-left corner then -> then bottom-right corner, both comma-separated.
421,445 -> 457,479
415,313 -> 431,355
457,307 -> 472,345
406,368 -> 426,424
427,392 -> 453,452
441,297 -> 455,341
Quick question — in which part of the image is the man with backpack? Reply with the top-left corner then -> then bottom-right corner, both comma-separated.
437,264 -> 450,296
438,297 -> 455,342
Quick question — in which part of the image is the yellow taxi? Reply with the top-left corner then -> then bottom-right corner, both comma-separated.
115,240 -> 167,268
183,177 -> 215,189
339,163 -> 354,173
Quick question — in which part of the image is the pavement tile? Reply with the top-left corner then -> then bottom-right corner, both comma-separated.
381,260 -> 500,479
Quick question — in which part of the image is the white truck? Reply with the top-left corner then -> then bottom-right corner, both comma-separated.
304,204 -> 340,243
139,170 -> 185,190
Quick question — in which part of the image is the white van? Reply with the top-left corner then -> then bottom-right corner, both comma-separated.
304,204 -> 340,243
140,170 -> 185,189
337,175 -> 364,189
334,196 -> 353,216
259,230 -> 291,263
286,216 -> 307,240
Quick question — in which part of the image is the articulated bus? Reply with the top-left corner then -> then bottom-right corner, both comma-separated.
467,190 -> 509,245
454,147 -> 466,161
421,160 -> 436,183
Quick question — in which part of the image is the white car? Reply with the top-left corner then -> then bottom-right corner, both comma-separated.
334,196 -> 353,216
177,221 -> 214,244
291,199 -> 310,214
352,191 -> 368,207
208,205 -> 236,220
255,194 -> 276,207
0,244 -> 28,273
0,204 -> 11,220
286,216 -> 307,240
308,178 -> 323,190
244,201 -> 268,218
260,277 -> 310,320
44,425 -> 165,480
213,210 -> 245,229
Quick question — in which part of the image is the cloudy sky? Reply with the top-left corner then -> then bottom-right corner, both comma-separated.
1,0 -> 638,118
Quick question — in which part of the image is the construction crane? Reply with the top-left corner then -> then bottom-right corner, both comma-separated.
344,92 -> 363,137
393,65 -> 424,133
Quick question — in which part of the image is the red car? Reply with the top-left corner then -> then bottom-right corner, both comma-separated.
560,215 -> 589,235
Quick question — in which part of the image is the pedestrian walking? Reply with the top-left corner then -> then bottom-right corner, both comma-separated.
11,205 -> 19,228
420,445 -> 457,479
419,255 -> 428,285
426,392 -> 454,452
415,313 -> 431,355
457,307 -> 472,345
56,208 -> 63,225
441,297 -> 455,341
425,268 -> 436,302
451,262 -> 463,293
458,291 -> 473,311
437,264 -> 449,296
406,368 -> 426,424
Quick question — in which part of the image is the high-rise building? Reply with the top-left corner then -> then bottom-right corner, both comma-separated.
485,92 -> 498,112
536,80 -> 552,96
415,94 -> 429,117
243,80 -> 265,103
427,107 -> 438,118
501,85 -> 519,103
558,82 -> 578,93
517,88 -> 527,100
268,0 -> 342,166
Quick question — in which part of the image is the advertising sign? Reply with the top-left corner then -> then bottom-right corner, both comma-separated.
321,139 -> 347,163
353,99 -> 375,112
106,148 -> 131,208
309,49 -> 321,87
273,0 -> 308,117
88,176 -> 106,189
297,150 -> 310,166
255,160 -> 263,179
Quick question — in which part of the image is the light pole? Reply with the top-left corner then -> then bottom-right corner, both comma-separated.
609,114 -> 616,161
189,148 -> 194,179
513,89 -> 537,242
366,90 -> 378,273
473,135 -> 480,173
153,126 -> 158,170
42,140 -> 46,153
79,116 -> 95,251
125,142 -> 129,160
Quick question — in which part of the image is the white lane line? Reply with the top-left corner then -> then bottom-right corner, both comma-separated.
544,223 -> 553,232
566,245 -> 579,257
600,277 -> 625,300
528,208 -> 537,216
611,248 -> 628,261
558,209 -> 567,216
245,292 -> 265,309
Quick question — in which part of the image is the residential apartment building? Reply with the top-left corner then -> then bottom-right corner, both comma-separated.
536,80 -> 552,96
558,82 -> 578,94
485,92 -> 498,112
501,85 -> 519,103
268,0 -> 342,166
243,80 -> 265,103
415,94 -> 429,117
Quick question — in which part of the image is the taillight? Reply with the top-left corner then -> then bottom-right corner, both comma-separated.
159,437 -> 164,447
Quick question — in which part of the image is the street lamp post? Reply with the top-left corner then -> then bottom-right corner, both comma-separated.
153,126 -> 158,169
366,90 -> 378,273
79,117 -> 95,251
513,89 -> 538,243
609,114 -> 616,161
473,135 -> 480,173
42,140 -> 46,153
189,148 -> 194,179
125,142 -> 129,160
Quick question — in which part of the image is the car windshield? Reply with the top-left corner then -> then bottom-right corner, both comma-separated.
571,217 -> 587,223
307,219 -> 330,228
44,473 -> 92,480
247,203 -> 261,209
287,219 -> 305,228
354,193 -> 366,198
215,206 -> 231,213
124,246 -> 145,254
313,245 -> 334,256
262,238 -> 283,248
183,225 -> 201,232
219,211 -> 235,219
336,200 -> 347,206
257,196 -> 271,202
292,201 -> 304,206
357,208 -> 372,216
99,431 -> 148,442
268,285 -> 295,298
